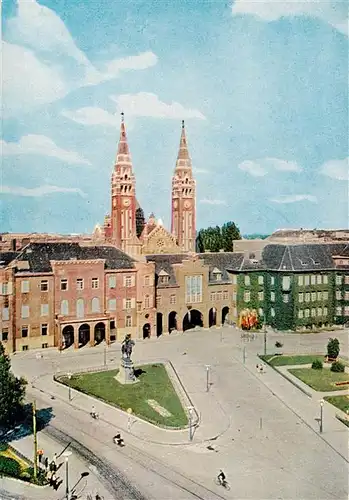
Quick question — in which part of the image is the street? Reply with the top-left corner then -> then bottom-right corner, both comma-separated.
5,326 -> 349,499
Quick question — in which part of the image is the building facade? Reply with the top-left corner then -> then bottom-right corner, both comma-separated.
1,242 -> 349,353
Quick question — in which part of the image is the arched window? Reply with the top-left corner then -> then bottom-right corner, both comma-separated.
61,300 -> 69,315
76,298 -> 84,318
91,297 -> 100,313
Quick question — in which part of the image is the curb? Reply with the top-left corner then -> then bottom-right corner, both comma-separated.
258,354 -> 313,398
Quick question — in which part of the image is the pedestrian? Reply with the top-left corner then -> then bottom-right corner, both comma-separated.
46,470 -> 52,485
256,364 -> 260,372
44,456 -> 49,470
51,472 -> 57,489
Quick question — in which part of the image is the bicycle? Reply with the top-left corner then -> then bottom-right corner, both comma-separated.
214,476 -> 231,490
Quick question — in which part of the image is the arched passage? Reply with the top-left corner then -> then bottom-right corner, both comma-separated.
168,311 -> 177,333
62,325 -> 74,349
183,309 -> 203,332
222,306 -> 230,325
156,313 -> 163,337
78,324 -> 90,347
143,323 -> 151,339
94,322 -> 105,344
209,308 -> 217,328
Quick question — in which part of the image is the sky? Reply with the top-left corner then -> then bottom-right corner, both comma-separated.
1,0 -> 348,236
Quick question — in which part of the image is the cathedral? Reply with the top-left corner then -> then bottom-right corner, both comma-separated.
92,114 -> 197,256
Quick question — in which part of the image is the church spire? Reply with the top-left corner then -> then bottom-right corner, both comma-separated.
176,120 -> 191,164
117,112 -> 130,157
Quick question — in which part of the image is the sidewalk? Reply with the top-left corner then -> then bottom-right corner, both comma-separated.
32,367 -> 231,446
2,430 -> 110,500
243,354 -> 349,461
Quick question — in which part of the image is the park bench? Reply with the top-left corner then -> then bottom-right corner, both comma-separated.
334,381 -> 349,386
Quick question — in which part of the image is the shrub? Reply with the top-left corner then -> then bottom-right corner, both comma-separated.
0,455 -> 21,478
312,359 -> 323,370
331,361 -> 345,373
327,338 -> 340,359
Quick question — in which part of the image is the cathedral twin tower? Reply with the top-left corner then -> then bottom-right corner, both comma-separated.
102,114 -> 196,255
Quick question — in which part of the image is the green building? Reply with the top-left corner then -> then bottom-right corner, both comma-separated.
227,243 -> 349,331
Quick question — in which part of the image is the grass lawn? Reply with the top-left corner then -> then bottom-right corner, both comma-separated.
261,354 -> 325,366
61,363 -> 188,428
288,368 -> 349,392
0,447 -> 30,470
261,354 -> 349,367
324,395 -> 349,413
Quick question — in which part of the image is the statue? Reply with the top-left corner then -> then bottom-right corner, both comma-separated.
115,334 -> 138,385
121,333 -> 135,360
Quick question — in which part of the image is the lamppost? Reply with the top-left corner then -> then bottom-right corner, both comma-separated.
263,323 -> 267,356
205,365 -> 211,392
104,343 -> 107,367
127,407 -> 133,432
187,406 -> 194,441
62,450 -> 72,500
67,373 -> 72,401
243,346 -> 246,364
319,399 -> 324,433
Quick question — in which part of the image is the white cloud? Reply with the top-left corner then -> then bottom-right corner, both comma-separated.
111,92 -> 206,120
2,185 -> 86,198
238,160 -> 267,177
3,1 -> 158,115
102,52 -> 158,81
61,107 -> 119,127
2,42 -> 68,118
6,0 -> 92,66
320,157 -> 349,181
270,194 -> 318,204
263,158 -> 301,172
1,135 -> 91,165
238,157 -> 301,176
231,0 -> 349,36
200,198 -> 227,205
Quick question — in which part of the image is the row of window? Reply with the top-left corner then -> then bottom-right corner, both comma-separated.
298,275 -> 329,286
336,291 -> 349,300
336,306 -> 349,316
336,275 -> 349,285
299,291 -> 329,303
156,295 -> 176,306
15,275 -> 138,294
298,308 -> 328,319
210,291 -> 229,301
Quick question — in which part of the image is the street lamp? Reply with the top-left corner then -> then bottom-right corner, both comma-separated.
104,342 -> 107,367
205,365 -> 211,392
67,373 -> 72,401
243,346 -> 246,364
70,471 -> 89,499
62,450 -> 72,500
319,399 -> 324,433
263,323 -> 267,356
127,407 -> 133,432
187,406 -> 194,441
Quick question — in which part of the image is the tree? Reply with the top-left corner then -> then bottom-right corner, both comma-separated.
195,221 -> 241,253
327,338 -> 340,360
136,207 -> 145,238
0,343 -> 27,430
221,221 -> 241,251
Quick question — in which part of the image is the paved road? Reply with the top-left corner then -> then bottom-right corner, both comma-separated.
8,326 -> 349,500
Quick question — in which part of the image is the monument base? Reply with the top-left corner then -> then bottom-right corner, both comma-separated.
115,357 -> 139,385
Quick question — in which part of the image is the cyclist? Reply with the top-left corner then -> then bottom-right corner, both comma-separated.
217,469 -> 226,485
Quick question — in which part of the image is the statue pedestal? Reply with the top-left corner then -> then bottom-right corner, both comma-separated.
115,357 -> 139,385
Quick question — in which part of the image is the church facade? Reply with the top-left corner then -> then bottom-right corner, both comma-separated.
92,114 -> 196,256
